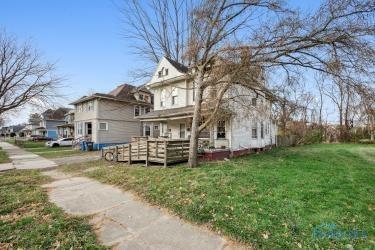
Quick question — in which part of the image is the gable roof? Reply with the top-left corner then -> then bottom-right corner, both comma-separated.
70,83 -> 152,105
42,108 -> 71,120
164,57 -> 188,73
107,83 -> 137,101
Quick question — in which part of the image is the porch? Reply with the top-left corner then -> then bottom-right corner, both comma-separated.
34,127 -> 47,136
57,124 -> 74,138
138,106 -> 231,150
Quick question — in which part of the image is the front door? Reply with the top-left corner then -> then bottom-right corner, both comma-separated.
153,123 -> 160,137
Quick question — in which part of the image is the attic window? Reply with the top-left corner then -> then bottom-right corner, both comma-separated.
139,94 -> 144,100
158,67 -> 168,78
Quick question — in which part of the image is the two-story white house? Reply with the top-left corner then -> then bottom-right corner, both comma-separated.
138,57 -> 277,157
70,83 -> 153,150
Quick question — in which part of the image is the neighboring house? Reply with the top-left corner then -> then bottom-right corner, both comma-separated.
57,110 -> 75,138
138,56 -> 277,157
70,83 -> 153,150
1,125 -> 25,137
21,123 -> 40,137
34,108 -> 70,139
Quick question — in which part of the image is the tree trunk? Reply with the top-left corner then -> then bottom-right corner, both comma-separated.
188,72 -> 204,168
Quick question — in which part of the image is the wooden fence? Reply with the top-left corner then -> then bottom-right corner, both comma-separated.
102,137 -> 190,167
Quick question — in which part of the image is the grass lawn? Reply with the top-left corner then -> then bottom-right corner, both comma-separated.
0,170 -> 104,249
7,140 -> 89,159
25,146 -> 88,159
62,144 -> 374,249
0,147 -> 10,163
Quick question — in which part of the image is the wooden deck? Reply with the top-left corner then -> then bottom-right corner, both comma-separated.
102,137 -> 190,167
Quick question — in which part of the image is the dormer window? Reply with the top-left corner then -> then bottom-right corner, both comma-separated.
139,94 -> 144,100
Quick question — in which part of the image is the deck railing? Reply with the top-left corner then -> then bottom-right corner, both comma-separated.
102,137 -> 190,167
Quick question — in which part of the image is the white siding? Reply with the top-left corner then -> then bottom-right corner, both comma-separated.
227,85 -> 276,150
150,57 -> 185,84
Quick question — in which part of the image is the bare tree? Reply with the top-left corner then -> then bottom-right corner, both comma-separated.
315,76 -> 325,142
122,0 -> 374,167
0,31 -> 62,116
357,85 -> 375,140
121,0 -> 192,65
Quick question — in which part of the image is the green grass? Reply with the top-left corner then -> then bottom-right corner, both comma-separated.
0,147 -> 10,163
25,147 -> 86,159
7,140 -> 87,159
0,170 -> 104,249
63,144 -> 375,249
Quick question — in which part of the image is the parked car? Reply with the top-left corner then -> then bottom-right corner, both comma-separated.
45,138 -> 74,147
28,135 -> 53,141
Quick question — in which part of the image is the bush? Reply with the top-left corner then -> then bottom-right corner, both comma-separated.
302,129 -> 323,144
358,139 -> 375,144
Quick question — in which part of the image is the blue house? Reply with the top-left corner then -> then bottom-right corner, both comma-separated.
34,108 -> 71,139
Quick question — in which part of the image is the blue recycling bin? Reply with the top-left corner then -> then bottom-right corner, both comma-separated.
80,141 -> 87,151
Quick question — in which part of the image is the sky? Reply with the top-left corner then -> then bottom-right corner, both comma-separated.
1,0 -> 323,125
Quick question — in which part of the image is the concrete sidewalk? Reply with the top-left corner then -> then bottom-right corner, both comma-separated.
43,170 -> 236,250
0,142 -> 57,170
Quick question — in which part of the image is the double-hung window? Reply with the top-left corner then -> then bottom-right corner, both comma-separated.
160,89 -> 166,107
252,97 -> 257,106
134,106 -> 140,116
99,122 -> 108,131
217,120 -> 226,139
252,123 -> 258,139
144,125 -> 151,136
172,88 -> 178,105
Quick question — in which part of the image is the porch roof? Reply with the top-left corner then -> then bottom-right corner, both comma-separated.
56,123 -> 74,128
137,106 -> 194,121
35,127 -> 46,130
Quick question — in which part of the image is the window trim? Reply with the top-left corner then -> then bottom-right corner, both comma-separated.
98,122 -> 108,131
